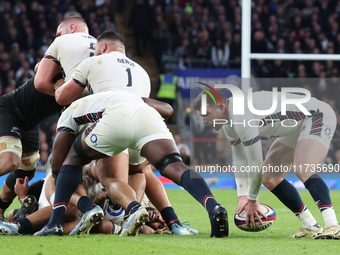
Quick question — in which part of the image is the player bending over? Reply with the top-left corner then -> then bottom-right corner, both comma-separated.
192,88 -> 340,239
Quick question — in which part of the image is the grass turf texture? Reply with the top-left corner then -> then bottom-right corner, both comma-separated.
1,189 -> 340,255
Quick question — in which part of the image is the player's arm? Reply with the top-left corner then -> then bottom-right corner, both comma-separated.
231,113 -> 266,228
55,78 -> 85,105
55,58 -> 91,105
35,40 -> 61,96
230,142 -> 249,213
239,133 -> 267,228
143,98 -> 173,120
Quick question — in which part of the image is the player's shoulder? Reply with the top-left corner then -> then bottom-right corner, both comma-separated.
55,33 -> 96,43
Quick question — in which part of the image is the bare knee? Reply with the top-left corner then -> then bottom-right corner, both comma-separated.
262,178 -> 283,191
0,156 -> 20,175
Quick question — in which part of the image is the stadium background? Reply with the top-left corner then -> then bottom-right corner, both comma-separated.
1,0 -> 340,190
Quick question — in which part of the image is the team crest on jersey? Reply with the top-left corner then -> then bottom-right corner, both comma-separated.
325,128 -> 331,136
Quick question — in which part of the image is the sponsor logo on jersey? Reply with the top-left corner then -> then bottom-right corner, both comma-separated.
325,127 -> 331,136
11,127 -> 20,136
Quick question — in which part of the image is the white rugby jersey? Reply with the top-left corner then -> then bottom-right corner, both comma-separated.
72,51 -> 151,98
44,33 -> 97,81
223,91 -> 329,200
57,91 -> 145,135
223,91 -> 322,144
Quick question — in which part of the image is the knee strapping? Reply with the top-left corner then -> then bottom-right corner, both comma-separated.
19,152 -> 40,171
0,138 -> 22,157
155,153 -> 183,175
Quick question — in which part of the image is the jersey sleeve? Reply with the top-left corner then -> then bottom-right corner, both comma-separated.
227,111 -> 264,201
72,58 -> 92,87
44,38 -> 61,67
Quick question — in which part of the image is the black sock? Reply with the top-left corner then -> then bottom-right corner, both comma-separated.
304,174 -> 333,212
47,165 -> 82,228
271,179 -> 307,215
127,201 -> 141,214
0,198 -> 11,211
180,169 -> 218,215
77,196 -> 96,214
14,218 -> 32,234
160,207 -> 180,226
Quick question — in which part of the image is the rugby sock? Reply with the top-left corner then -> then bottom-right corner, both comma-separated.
14,218 -> 32,234
160,207 -> 180,226
77,196 -> 96,214
180,169 -> 218,215
127,201 -> 141,214
304,174 -> 338,228
271,179 -> 318,228
47,165 -> 82,228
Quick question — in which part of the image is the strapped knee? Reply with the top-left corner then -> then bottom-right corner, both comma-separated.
0,138 -> 22,157
19,151 -> 40,171
155,153 -> 183,175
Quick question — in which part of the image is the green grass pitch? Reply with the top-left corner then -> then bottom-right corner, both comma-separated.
1,189 -> 340,255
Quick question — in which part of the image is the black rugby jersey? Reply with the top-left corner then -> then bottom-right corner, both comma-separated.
0,76 -> 63,129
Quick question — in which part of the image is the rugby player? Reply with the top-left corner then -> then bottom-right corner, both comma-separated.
49,90 -> 198,235
0,16 -> 96,221
35,33 -> 229,237
192,88 -> 340,239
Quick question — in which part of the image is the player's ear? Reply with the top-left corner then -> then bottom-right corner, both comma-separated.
101,42 -> 108,53
69,23 -> 76,33
219,103 -> 226,113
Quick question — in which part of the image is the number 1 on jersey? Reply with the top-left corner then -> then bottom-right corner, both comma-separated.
126,68 -> 132,87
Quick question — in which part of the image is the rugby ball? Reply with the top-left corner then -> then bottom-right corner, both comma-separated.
234,203 -> 276,232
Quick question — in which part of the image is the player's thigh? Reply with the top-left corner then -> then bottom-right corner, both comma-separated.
0,136 -> 22,174
293,139 -> 329,182
294,104 -> 336,181
96,153 -> 130,185
262,139 -> 295,189
0,110 -> 24,172
52,131 -> 75,172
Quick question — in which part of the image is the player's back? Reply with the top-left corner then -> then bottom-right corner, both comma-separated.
75,51 -> 151,97
45,33 -> 96,81
58,91 -> 146,134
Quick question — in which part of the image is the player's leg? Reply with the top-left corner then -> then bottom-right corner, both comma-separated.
141,139 -> 228,237
128,161 -> 147,203
144,165 -> 198,235
262,139 -> 322,237
51,130 -> 75,178
34,138 -> 104,236
84,145 -> 148,236
0,126 -> 40,220
0,135 -> 22,220
293,139 -> 339,239
96,155 -> 140,212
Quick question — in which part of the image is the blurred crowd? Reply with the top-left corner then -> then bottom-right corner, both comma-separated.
2,0 -> 340,166
128,0 -> 242,70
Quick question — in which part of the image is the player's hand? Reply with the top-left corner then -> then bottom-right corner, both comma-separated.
54,78 -> 65,91
14,176 -> 29,200
236,195 -> 248,214
244,199 -> 267,229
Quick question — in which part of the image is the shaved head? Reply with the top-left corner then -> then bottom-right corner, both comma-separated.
56,16 -> 88,36
94,30 -> 125,55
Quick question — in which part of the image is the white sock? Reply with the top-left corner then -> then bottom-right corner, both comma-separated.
297,209 -> 320,229
322,208 -> 339,229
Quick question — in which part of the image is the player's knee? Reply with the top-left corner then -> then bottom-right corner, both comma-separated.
0,138 -> 23,175
155,153 -> 183,176
262,178 -> 278,191
0,158 -> 21,175
19,152 -> 40,171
